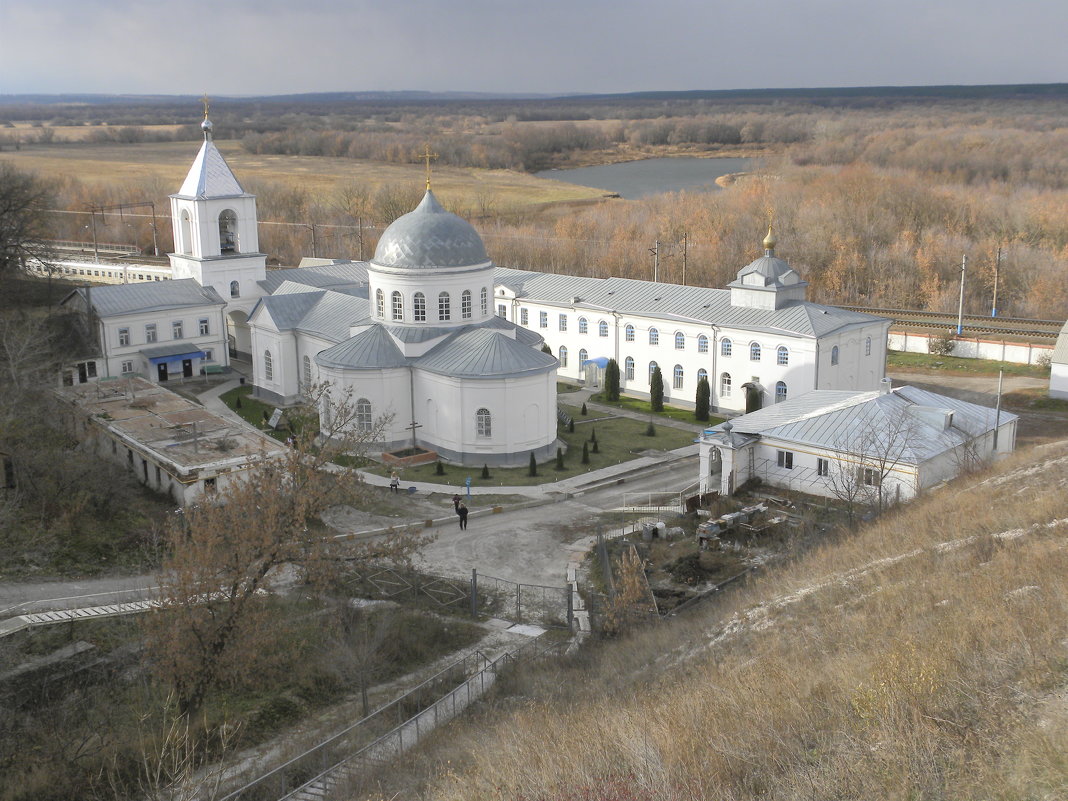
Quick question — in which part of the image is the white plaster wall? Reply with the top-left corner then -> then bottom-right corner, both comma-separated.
93,305 -> 228,379
713,329 -> 816,412
367,263 -> 495,328
888,331 -> 1054,367
1051,363 -> 1068,399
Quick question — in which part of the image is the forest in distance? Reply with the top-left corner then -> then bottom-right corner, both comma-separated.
4,85 -> 1068,319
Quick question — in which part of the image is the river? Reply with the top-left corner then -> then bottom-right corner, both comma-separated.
535,156 -> 753,199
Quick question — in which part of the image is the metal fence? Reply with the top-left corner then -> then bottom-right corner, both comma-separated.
343,566 -> 573,630
216,637 -> 562,801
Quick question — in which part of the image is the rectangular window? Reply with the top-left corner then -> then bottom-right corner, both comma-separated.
172,321 -> 183,339
776,450 -> 794,470
121,360 -> 133,374
118,327 -> 130,347
817,458 -> 829,477
199,318 -> 210,336
862,468 -> 881,486
145,323 -> 157,343
203,349 -> 213,362
86,361 -> 97,378
497,304 -> 507,318
539,311 -> 548,328
520,308 -> 529,326
559,314 -> 567,332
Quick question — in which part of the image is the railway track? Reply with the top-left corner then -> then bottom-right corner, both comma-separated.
840,306 -> 1064,340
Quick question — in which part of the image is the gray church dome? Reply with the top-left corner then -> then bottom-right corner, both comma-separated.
372,190 -> 489,270
734,255 -> 803,287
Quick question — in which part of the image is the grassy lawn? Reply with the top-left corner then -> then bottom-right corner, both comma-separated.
887,350 -> 1051,378
1002,386 -> 1068,411
585,392 -> 725,427
365,408 -> 696,487
220,385 -> 287,441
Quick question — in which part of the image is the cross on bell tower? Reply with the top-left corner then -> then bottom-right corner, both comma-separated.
421,143 -> 438,191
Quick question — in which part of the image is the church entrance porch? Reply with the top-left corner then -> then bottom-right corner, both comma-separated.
227,310 -> 251,360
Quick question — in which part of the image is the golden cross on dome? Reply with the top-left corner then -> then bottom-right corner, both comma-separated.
201,94 -> 211,120
421,143 -> 439,191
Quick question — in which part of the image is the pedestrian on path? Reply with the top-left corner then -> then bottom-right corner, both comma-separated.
457,501 -> 468,530
452,493 -> 462,511
389,471 -> 400,493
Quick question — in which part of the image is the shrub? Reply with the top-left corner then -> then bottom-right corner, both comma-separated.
555,447 -> 565,470
645,421 -> 656,437
235,396 -> 243,409
582,441 -> 590,464
435,460 -> 445,476
568,419 -> 575,433
581,402 -> 588,416
528,452 -> 537,476
481,463 -> 490,479
928,333 -> 956,356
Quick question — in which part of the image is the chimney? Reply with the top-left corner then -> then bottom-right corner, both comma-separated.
879,377 -> 892,395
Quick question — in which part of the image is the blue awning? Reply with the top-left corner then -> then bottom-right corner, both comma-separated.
142,344 -> 207,365
586,356 -> 611,368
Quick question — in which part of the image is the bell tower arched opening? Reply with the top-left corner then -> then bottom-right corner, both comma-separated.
219,209 -> 238,254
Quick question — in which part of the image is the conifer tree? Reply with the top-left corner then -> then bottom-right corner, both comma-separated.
528,452 -> 538,476
481,463 -> 490,479
649,366 -> 664,412
555,447 -> 565,470
582,441 -> 590,464
695,376 -> 711,422
604,358 -> 621,402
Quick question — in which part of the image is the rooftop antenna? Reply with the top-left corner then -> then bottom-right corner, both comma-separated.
421,143 -> 438,191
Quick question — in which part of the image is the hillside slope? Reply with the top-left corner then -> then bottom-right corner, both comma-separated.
421,442 -> 1068,800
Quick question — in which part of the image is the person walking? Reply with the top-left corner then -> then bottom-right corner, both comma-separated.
457,501 -> 468,530
389,471 -> 400,494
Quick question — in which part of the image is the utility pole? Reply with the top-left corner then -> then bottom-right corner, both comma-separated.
307,224 -> 318,258
681,232 -> 688,286
956,253 -> 967,336
993,369 -> 1004,450
358,217 -> 364,260
649,240 -> 660,283
90,211 -> 100,264
991,246 -> 1001,317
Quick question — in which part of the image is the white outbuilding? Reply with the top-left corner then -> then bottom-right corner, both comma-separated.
698,381 -> 1018,503
1050,320 -> 1068,399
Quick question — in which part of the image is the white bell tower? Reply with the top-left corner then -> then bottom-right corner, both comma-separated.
169,102 -> 266,320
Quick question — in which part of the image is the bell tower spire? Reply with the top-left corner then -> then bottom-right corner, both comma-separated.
200,94 -> 213,141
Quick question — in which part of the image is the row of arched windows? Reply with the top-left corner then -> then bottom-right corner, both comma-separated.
717,373 -> 788,402
375,286 -> 489,322
719,338 -> 790,365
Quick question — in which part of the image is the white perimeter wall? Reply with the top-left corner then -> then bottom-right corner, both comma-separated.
889,331 -> 1053,366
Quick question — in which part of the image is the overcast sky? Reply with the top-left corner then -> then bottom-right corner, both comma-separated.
1,0 -> 1065,96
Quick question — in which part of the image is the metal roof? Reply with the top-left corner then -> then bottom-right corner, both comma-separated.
257,292 -> 325,331
316,325 -> 408,370
416,327 -> 558,378
727,255 -> 806,288
372,191 -> 490,270
710,385 -> 1017,464
259,262 -> 370,294
296,292 -> 371,340
173,140 -> 248,199
493,268 -> 883,338
65,279 -> 225,317
1052,320 -> 1068,365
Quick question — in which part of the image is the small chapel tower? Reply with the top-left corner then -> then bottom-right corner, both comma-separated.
169,101 -> 266,318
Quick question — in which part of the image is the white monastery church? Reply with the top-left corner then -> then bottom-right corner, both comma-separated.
61,110 -> 893,467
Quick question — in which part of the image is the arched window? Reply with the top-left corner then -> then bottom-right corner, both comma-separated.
625,324 -> 635,342
721,338 -> 732,357
649,328 -> 659,346
750,342 -> 762,361
697,334 -> 709,353
598,320 -> 608,337
777,346 -> 789,365
438,292 -> 451,321
775,381 -> 788,402
230,280 -> 240,299
558,345 -> 568,367
625,356 -> 635,381
413,292 -> 426,322
865,336 -> 872,356
263,350 -> 273,381
578,317 -> 588,334
673,364 -> 684,389
675,332 -> 685,350
356,398 -> 372,432
649,360 -> 659,383
302,355 -> 312,388
375,288 -> 384,317
480,287 -> 488,315
180,210 -> 192,255
218,209 -> 238,253
579,348 -> 588,373
831,345 -> 840,366
720,372 -> 732,397
476,407 -> 492,437
697,368 -> 708,384
391,290 -> 403,321
461,290 -> 472,319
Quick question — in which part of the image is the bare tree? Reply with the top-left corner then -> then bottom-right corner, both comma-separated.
0,163 -> 55,279
147,383 -> 425,716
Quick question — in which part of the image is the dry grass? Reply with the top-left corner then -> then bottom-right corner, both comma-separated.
0,140 -> 607,210
393,442 -> 1068,800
